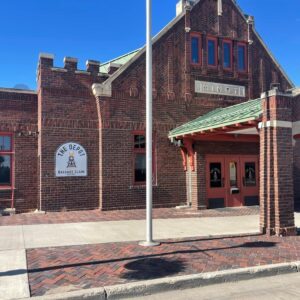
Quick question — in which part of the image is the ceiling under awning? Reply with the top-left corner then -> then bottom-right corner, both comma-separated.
168,98 -> 263,139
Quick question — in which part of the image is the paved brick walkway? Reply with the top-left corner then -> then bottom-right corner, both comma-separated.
27,234 -> 300,296
0,206 -> 259,226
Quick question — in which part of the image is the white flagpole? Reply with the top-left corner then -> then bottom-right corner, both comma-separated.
139,0 -> 159,247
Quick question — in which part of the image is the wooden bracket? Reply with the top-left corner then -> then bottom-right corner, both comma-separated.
180,147 -> 187,171
184,138 -> 195,171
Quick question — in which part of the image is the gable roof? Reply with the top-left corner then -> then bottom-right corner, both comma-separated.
100,49 -> 141,74
168,98 -> 262,138
99,0 -> 294,88
99,9 -> 185,87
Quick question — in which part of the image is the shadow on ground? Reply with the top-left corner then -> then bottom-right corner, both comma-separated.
25,238 -> 279,281
121,258 -> 186,280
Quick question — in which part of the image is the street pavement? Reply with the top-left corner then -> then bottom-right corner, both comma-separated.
133,272 -> 300,300
0,211 -> 299,299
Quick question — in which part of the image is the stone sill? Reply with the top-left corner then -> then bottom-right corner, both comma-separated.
129,184 -> 159,190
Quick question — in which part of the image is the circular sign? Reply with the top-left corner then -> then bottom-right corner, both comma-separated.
55,142 -> 87,177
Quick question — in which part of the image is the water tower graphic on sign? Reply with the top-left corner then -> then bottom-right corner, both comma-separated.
67,151 -> 76,168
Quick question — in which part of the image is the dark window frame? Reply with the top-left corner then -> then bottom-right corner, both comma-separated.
190,32 -> 202,66
207,36 -> 218,68
237,42 -> 248,73
222,39 -> 233,71
133,131 -> 156,185
0,133 -> 13,188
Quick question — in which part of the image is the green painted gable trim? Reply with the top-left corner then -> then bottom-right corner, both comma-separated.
168,98 -> 263,138
100,49 -> 141,74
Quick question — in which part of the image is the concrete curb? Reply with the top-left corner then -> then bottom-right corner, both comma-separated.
20,287 -> 106,300
21,261 -> 300,300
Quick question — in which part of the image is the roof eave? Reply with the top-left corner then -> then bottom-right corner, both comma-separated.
168,115 -> 261,139
97,0 -> 295,92
231,0 -> 295,88
99,11 -> 185,87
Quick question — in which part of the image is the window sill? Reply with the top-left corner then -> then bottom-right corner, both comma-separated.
0,187 -> 15,191
129,184 -> 159,190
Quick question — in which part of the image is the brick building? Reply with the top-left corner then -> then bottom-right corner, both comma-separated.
0,0 -> 299,235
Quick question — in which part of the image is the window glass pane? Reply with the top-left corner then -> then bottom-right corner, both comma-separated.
134,135 -> 145,149
0,136 -> 11,151
191,37 -> 199,64
245,162 -> 256,186
0,155 -> 11,185
135,153 -> 146,182
210,163 -> 222,188
223,42 -> 231,68
229,162 -> 237,187
238,45 -> 246,71
208,40 -> 216,66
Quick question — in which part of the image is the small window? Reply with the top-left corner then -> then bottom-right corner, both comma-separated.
229,162 -> 237,187
0,136 -> 11,151
210,163 -> 222,188
133,133 -> 156,184
223,41 -> 232,69
134,135 -> 145,149
0,155 -> 11,185
135,153 -> 146,182
0,134 -> 13,187
207,38 -> 217,67
238,43 -> 247,72
191,35 -> 201,64
244,162 -> 256,186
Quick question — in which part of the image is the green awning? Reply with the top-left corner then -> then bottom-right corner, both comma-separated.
169,98 -> 262,138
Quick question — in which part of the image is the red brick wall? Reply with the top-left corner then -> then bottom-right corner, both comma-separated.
97,0 -> 290,210
0,1 -> 295,213
37,57 -> 104,211
0,90 -> 38,212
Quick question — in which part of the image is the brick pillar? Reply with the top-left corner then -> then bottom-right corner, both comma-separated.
259,89 -> 296,236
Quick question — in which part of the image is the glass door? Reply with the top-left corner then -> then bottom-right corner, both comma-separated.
225,156 -> 243,207
240,156 -> 259,206
206,156 -> 225,208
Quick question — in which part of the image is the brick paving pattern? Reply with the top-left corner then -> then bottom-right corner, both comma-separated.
0,206 -> 259,226
27,234 -> 300,296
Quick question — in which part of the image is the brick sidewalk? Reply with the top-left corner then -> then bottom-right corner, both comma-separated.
27,234 -> 300,296
0,206 -> 259,226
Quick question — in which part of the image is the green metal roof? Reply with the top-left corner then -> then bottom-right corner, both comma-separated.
100,49 -> 141,73
168,98 -> 263,138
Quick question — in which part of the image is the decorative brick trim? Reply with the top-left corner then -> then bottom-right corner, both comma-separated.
42,118 -> 98,129
258,121 -> 292,129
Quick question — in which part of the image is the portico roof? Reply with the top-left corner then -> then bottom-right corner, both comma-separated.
169,98 -> 262,139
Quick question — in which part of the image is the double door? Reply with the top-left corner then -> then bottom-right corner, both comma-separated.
206,155 -> 259,208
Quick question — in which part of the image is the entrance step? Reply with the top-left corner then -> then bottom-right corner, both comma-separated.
0,208 -> 16,216
175,204 -> 191,209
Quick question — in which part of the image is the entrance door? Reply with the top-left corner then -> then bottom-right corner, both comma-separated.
225,156 -> 242,207
240,156 -> 259,206
206,156 -> 226,208
206,155 -> 259,208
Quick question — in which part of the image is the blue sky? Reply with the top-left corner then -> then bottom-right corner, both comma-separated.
0,0 -> 299,90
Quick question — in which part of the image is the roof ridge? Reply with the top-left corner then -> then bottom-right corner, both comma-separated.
100,48 -> 141,67
96,0 -> 293,92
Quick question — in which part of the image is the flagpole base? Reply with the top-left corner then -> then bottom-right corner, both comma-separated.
139,240 -> 160,247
